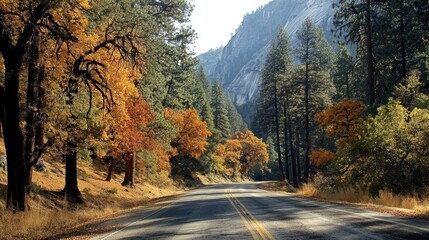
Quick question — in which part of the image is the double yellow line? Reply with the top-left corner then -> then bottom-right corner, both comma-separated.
225,189 -> 275,240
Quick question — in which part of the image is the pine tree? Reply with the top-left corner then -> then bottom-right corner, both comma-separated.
225,96 -> 247,135
334,0 -> 377,105
193,67 -> 215,130
212,80 -> 231,139
256,28 -> 294,181
333,46 -> 357,100
296,18 -> 335,183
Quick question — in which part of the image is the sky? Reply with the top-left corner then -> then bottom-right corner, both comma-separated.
189,0 -> 271,55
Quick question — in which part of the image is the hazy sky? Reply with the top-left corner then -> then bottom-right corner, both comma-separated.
190,0 -> 271,55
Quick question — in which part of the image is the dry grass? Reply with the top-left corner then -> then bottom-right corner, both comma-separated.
296,182 -> 429,216
257,181 -> 296,193
296,183 -> 319,197
0,205 -> 114,239
195,173 -> 248,185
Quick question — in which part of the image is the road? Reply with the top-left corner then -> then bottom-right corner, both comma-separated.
90,183 -> 429,240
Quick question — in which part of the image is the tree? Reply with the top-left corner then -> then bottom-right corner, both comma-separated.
333,0 -> 428,105
234,130 -> 268,175
193,67 -> 215,131
0,0 -> 83,211
295,18 -> 335,183
256,28 -> 294,181
311,100 -> 366,167
165,108 -> 212,179
225,96 -> 247,135
392,72 -> 429,110
109,98 -> 156,186
333,46 -> 357,100
212,80 -> 231,139
214,139 -> 242,177
334,0 -> 377,105
315,100 -> 366,147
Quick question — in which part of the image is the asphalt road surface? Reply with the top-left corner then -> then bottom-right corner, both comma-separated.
91,183 -> 429,240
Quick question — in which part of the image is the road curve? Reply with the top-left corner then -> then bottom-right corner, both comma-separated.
90,183 -> 429,240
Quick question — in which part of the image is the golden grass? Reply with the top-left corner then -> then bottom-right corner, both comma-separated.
0,206 -> 113,239
257,181 -> 296,193
296,182 -> 319,197
296,182 -> 429,215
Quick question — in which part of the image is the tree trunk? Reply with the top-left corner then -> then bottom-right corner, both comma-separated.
366,0 -> 376,105
122,152 -> 135,187
24,34 -> 39,190
296,126 -> 302,185
4,59 -> 27,211
346,73 -> 350,99
106,156 -> 115,182
283,103 -> 290,182
274,81 -> 285,181
61,141 -> 83,203
0,87 -> 4,138
399,0 -> 407,80
34,67 -> 45,151
303,59 -> 310,183
288,119 -> 298,188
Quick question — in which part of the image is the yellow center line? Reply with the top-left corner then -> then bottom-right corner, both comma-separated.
235,196 -> 275,240
226,189 -> 259,240
228,191 -> 267,240
225,189 -> 275,240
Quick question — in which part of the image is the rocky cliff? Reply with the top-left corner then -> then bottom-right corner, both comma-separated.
198,0 -> 336,108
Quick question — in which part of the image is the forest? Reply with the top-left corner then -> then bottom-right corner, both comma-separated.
252,0 -> 429,199
0,0 -> 267,214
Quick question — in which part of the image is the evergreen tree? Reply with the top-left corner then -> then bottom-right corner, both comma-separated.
334,0 -> 377,105
192,68 -> 215,131
256,28 -> 294,181
333,0 -> 428,105
225,96 -> 247,135
212,80 -> 231,139
296,18 -> 335,183
196,66 -> 213,101
333,46 -> 357,100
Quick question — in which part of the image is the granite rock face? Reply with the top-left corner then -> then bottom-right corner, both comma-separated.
198,0 -> 336,107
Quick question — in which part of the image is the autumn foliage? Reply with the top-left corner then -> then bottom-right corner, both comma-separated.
111,98 -> 156,153
311,100 -> 366,166
309,149 -> 335,166
315,100 -> 366,143
214,130 -> 268,177
165,108 -> 212,159
215,139 -> 242,177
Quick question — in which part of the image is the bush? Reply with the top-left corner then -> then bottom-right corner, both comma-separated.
323,99 -> 429,196
107,187 -> 117,194
78,170 -> 89,181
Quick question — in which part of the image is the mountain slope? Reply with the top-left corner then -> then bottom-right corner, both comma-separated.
198,0 -> 336,108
